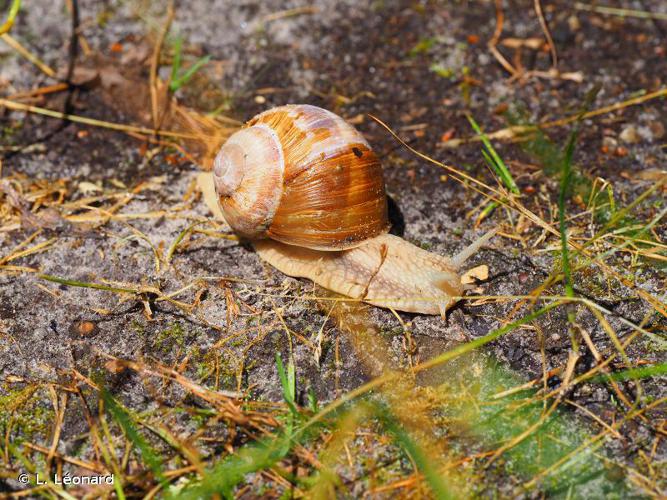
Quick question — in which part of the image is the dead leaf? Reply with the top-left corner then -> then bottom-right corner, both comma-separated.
461,264 -> 489,284
197,172 -> 225,220
78,181 -> 103,194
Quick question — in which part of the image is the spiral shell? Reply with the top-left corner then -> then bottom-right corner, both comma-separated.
213,104 -> 389,250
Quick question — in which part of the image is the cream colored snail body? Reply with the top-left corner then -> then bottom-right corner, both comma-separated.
199,104 -> 492,315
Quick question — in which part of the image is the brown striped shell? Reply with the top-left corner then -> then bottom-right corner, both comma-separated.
213,104 -> 389,251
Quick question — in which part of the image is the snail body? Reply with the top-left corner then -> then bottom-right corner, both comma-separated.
253,234 -> 464,315
202,104 -> 492,315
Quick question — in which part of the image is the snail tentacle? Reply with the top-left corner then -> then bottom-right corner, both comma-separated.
450,229 -> 497,270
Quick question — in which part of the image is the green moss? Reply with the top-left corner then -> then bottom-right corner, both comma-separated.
430,63 -> 454,79
154,322 -> 185,352
1,121 -> 23,147
195,361 -> 210,381
131,319 -> 145,336
408,37 -> 437,57
0,386 -> 54,445
245,316 -> 260,327
96,7 -> 115,28
229,337 -> 245,349
198,349 -> 239,389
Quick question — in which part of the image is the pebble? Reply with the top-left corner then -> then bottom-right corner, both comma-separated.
76,321 -> 96,336
602,136 -> 617,149
567,15 -> 581,32
648,121 -> 665,140
619,125 -> 640,144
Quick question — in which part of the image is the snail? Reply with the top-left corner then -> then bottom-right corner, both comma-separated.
198,104 -> 493,316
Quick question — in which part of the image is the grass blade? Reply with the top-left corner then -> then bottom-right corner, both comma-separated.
373,401 -> 455,499
590,362 -> 667,383
100,388 -> 168,489
39,274 -> 138,294
171,55 -> 211,91
178,436 -> 291,499
0,0 -> 20,35
169,36 -> 183,85
557,86 -> 600,298
467,115 -> 520,195
558,127 -> 577,298
276,353 -> 297,415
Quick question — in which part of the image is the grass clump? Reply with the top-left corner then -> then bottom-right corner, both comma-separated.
436,354 -> 627,497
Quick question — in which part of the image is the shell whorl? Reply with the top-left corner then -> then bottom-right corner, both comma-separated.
213,124 -> 284,239
214,104 -> 389,250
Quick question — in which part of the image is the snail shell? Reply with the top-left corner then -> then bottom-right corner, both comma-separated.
201,104 -> 493,315
213,104 -> 389,250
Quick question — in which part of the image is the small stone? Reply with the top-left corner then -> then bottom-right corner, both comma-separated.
77,321 -> 96,336
567,15 -> 581,32
602,136 -> 617,149
648,121 -> 665,140
619,125 -> 640,144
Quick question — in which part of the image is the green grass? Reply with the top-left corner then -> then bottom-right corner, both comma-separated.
466,114 -> 520,222
100,387 -> 168,491
436,354 -> 627,497
558,125 -> 579,299
0,0 -> 21,35
502,106 -> 592,203
590,362 -> 667,383
38,274 -> 138,294
176,354 -> 305,498
467,115 -> 520,196
169,36 -> 211,92
176,435 -> 292,499
373,401 -> 455,499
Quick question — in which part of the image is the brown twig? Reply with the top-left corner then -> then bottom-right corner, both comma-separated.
0,34 -> 56,77
149,1 -> 175,132
440,87 -> 667,147
487,0 -> 519,77
0,98 -> 199,139
534,0 -> 558,69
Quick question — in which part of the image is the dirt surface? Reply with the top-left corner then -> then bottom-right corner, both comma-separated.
1,0 -> 666,497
